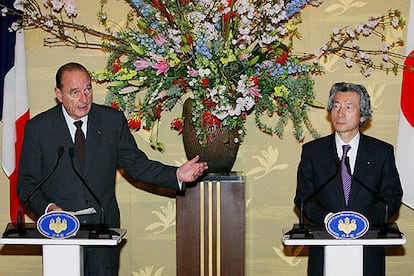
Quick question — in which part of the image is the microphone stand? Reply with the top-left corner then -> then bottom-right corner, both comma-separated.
3,147 -> 64,238
289,160 -> 340,238
344,158 -> 401,238
69,147 -> 111,239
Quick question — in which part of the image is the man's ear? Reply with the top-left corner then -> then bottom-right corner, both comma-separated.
55,87 -> 63,103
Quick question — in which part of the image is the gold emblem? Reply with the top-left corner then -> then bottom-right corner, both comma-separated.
338,217 -> 357,234
48,217 -> 68,234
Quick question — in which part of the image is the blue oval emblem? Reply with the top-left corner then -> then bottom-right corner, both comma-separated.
325,211 -> 369,239
37,211 -> 80,239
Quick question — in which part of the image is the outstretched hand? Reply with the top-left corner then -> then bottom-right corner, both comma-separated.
177,155 -> 208,182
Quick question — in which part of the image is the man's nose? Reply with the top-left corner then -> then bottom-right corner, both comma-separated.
78,91 -> 89,101
337,106 -> 346,116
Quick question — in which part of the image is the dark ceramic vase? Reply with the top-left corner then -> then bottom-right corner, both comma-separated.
182,99 -> 239,174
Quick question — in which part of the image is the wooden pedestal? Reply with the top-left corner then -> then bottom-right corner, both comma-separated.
176,174 -> 245,276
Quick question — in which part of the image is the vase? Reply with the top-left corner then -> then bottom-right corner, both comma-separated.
182,99 -> 239,174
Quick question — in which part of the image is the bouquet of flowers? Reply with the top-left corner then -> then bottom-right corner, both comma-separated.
1,0 -> 406,150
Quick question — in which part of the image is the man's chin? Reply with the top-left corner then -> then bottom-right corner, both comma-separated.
335,128 -> 359,134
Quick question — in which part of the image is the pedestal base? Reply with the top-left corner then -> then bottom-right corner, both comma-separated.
176,174 -> 245,276
325,245 -> 363,276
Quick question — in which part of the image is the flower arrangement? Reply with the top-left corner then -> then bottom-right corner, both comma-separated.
1,0 -> 406,150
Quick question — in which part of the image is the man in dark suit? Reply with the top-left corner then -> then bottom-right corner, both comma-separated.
17,62 -> 208,276
294,82 -> 403,276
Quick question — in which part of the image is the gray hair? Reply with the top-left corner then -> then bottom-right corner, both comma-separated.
326,82 -> 372,125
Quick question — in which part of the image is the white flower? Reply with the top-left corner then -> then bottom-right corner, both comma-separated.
366,18 -> 380,29
50,0 -> 64,12
345,58 -> 353,67
198,68 -> 211,77
1,7 -> 8,16
14,0 -> 26,12
346,27 -> 355,38
9,22 -> 20,31
392,16 -> 400,28
64,0 -> 78,17
44,18 -> 54,28
314,48 -> 324,58
362,67 -> 372,77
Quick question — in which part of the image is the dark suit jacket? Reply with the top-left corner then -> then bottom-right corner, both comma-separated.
294,133 -> 402,276
17,103 -> 180,228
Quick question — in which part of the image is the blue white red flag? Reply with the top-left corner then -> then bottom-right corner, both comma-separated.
1,0 -> 30,223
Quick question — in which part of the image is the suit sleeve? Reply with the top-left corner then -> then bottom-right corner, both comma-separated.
115,112 -> 181,191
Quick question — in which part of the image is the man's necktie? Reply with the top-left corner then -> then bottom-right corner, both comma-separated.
74,120 -> 86,168
341,144 -> 352,206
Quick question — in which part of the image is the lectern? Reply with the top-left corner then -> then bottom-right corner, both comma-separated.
1,223 -> 126,276
283,224 -> 406,276
176,173 -> 245,276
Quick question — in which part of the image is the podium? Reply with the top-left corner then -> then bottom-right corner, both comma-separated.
283,224 -> 406,276
0,223 -> 126,276
176,173 -> 245,276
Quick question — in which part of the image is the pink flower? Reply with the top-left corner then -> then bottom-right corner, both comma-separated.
249,86 -> 261,98
152,60 -> 170,76
155,90 -> 168,100
238,53 -> 251,61
154,34 -> 169,47
186,66 -> 198,77
134,58 -> 151,70
150,53 -> 164,62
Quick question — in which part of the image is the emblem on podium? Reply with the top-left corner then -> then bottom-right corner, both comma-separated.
325,211 -> 369,239
37,211 -> 80,239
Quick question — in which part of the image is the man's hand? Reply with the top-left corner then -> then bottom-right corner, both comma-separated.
177,155 -> 208,182
47,203 -> 63,213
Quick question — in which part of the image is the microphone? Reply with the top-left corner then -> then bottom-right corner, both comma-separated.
299,159 -> 341,227
15,146 -> 64,234
343,158 -> 401,238
344,157 -> 389,225
68,147 -> 105,225
287,159 -> 341,238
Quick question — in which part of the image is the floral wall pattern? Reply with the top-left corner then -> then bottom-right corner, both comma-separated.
0,0 -> 413,275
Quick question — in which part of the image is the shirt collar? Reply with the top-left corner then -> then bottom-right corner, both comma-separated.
335,131 -> 360,156
61,104 -> 88,126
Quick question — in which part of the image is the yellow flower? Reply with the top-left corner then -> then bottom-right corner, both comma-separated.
274,84 -> 289,99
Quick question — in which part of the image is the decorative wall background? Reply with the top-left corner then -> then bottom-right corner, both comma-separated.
0,0 -> 413,275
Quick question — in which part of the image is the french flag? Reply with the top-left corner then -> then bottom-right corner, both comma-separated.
396,0 -> 414,210
1,0 -> 30,223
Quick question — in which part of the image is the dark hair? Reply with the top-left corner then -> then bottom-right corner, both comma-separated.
55,62 -> 90,90
326,82 -> 372,125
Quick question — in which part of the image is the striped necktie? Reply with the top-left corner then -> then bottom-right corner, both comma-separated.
341,144 -> 352,206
